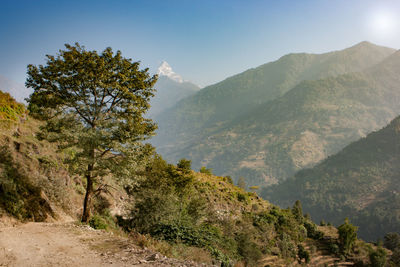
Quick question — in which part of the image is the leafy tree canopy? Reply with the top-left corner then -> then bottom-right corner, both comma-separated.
26,43 -> 157,222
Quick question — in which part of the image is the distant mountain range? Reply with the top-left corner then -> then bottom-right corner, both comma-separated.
147,61 -> 200,117
263,116 -> 400,241
152,42 -> 400,187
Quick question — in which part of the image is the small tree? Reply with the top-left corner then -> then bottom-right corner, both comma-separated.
177,158 -> 192,174
292,200 -> 303,223
237,176 -> 246,189
27,43 -> 157,222
199,166 -> 212,175
337,218 -> 358,255
384,232 -> 400,251
369,246 -> 387,267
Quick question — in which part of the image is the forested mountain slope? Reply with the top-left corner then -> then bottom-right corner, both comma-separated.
153,45 -> 400,187
263,116 -> 400,241
152,42 -> 395,151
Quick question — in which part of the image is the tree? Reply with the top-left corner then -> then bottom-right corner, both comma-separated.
337,218 -> 358,255
292,200 -> 303,223
383,232 -> 400,251
237,176 -> 246,189
369,246 -> 387,267
26,43 -> 157,222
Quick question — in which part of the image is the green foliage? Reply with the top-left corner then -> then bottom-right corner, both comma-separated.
224,176 -> 233,184
26,43 -> 157,222
89,214 -> 109,230
153,42 -> 399,191
122,155 -> 317,265
0,90 -> 26,123
390,248 -> 400,266
368,246 -> 387,267
237,177 -> 246,190
303,220 -> 323,240
199,166 -> 212,175
177,158 -> 192,174
384,232 -> 400,251
297,244 -> 310,263
292,200 -> 303,223
0,146 -> 54,221
265,115 -> 400,241
236,233 -> 262,266
338,218 -> 358,255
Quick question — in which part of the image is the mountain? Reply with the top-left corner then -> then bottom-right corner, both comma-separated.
153,42 -> 399,186
153,41 -> 395,147
148,62 -> 200,117
0,75 -> 31,103
263,115 -> 400,241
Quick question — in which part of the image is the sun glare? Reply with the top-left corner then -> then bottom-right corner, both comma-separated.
368,9 -> 398,40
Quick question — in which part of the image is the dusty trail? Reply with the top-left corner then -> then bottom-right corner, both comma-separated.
0,222 -> 207,267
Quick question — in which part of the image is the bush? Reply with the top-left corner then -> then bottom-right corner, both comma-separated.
369,246 -> 387,267
236,233 -> 262,265
177,159 -> 192,174
297,244 -> 310,263
199,166 -> 212,175
89,214 -> 109,230
338,218 -> 358,255
384,232 -> 400,251
236,192 -> 247,202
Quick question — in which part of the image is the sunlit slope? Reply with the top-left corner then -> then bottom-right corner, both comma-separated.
264,115 -> 400,241
154,46 -> 400,187
153,42 -> 395,150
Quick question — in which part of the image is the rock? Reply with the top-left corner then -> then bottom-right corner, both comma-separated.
146,253 -> 160,261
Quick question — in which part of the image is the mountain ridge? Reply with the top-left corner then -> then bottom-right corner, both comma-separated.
153,42 -> 400,187
263,115 -> 400,241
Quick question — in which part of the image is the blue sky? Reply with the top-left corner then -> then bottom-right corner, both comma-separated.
1,0 -> 400,87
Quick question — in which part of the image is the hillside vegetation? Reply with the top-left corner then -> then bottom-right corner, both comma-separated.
264,115 -> 400,241
0,91 -> 393,266
152,43 -> 400,187
0,90 -> 26,122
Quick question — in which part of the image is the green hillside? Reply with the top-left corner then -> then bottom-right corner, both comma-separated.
147,76 -> 200,117
263,115 -> 400,241
153,42 -> 395,150
153,45 -> 400,187
1,91 -> 385,266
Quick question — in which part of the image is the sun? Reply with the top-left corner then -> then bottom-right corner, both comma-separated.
368,9 -> 398,40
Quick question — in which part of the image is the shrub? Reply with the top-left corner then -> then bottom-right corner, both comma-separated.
383,232 -> 400,251
199,166 -> 212,175
338,218 -> 358,255
369,246 -> 387,267
89,214 -> 109,230
297,244 -> 310,263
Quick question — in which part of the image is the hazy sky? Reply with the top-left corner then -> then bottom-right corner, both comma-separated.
1,0 -> 400,87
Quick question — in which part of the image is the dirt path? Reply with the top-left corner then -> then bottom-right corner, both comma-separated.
0,222 -> 209,267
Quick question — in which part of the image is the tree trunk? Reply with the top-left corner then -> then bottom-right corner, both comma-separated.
81,163 -> 94,223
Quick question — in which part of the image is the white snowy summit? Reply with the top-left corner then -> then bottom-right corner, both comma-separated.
157,61 -> 184,83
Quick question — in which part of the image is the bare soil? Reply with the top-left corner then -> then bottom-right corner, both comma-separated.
0,222 -> 210,267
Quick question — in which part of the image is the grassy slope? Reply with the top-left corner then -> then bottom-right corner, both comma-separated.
264,115 -> 400,241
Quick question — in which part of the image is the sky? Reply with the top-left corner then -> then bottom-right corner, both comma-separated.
1,0 -> 400,87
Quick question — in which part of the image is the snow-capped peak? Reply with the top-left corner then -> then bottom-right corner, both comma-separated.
157,61 -> 184,83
